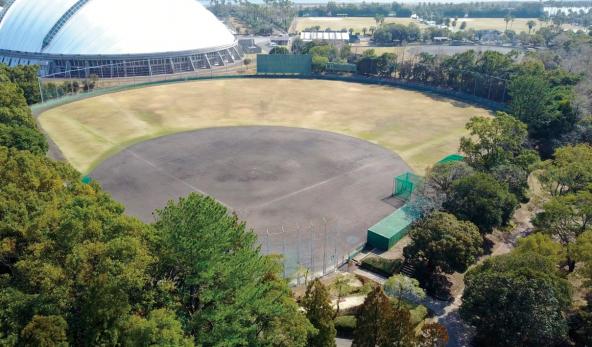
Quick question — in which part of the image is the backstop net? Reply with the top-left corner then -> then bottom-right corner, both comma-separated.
256,54 -> 312,75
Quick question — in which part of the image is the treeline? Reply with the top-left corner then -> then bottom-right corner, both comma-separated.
210,0 -> 295,34
414,2 -> 542,19
0,65 -> 40,105
400,94 -> 592,346
41,77 -> 98,101
393,30 -> 592,345
369,20 -> 575,47
298,1 -> 543,19
0,65 -> 315,346
298,2 -> 412,18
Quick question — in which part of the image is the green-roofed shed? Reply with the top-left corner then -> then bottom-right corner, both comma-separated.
367,205 -> 418,250
437,154 -> 464,164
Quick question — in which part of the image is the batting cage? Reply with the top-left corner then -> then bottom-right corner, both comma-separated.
393,172 -> 423,201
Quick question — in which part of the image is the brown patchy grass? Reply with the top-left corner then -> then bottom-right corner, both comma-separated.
39,78 -> 491,174
292,17 -> 578,34
292,17 -> 425,33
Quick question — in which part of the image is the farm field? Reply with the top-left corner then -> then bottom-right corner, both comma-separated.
292,17 -> 425,33
456,17 -> 576,32
39,78 -> 491,174
292,16 -> 577,34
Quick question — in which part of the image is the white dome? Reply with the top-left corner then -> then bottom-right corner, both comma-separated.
0,0 -> 236,55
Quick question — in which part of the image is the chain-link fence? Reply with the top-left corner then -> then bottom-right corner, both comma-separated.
36,59 -> 256,107
261,219 -> 365,284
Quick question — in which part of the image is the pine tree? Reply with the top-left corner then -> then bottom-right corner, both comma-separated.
353,286 -> 418,347
380,305 -> 416,347
302,279 -> 336,347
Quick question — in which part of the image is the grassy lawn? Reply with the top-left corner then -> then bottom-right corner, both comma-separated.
292,17 -> 577,34
456,18 -> 576,32
292,17 -> 424,33
39,78 -> 491,174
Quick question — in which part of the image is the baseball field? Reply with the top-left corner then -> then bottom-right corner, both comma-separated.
39,78 -> 491,175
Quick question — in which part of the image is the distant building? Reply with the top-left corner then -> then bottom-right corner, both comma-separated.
0,0 -> 243,77
300,31 -> 350,46
270,36 -> 289,46
433,36 -> 450,42
475,30 -> 502,43
238,38 -> 262,54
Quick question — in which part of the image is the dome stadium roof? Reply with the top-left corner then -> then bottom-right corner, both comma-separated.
0,0 -> 236,55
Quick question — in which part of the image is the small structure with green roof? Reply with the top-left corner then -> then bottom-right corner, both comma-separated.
367,204 -> 418,251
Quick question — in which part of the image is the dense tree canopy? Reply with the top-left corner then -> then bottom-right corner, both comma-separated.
0,70 -> 314,344
444,172 -> 518,233
460,113 -> 538,201
514,233 -> 565,265
150,193 -> 313,346
0,83 -> 37,129
461,252 -> 571,347
509,68 -> 579,156
0,124 -> 47,155
0,147 -> 155,345
0,151 -> 314,346
0,64 -> 41,105
540,144 -> 592,196
534,185 -> 592,270
403,212 -> 483,297
460,113 -> 537,172
409,161 -> 474,216
404,212 -> 483,275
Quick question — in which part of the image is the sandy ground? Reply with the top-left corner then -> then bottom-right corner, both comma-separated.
39,78 -> 490,174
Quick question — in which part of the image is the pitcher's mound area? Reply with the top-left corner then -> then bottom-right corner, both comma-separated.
91,126 -> 410,274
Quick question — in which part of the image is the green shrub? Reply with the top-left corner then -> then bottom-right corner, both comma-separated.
334,315 -> 357,338
409,305 -> 428,326
360,257 -> 402,277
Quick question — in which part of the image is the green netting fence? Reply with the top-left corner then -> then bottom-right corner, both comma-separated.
256,54 -> 312,75
393,172 -> 423,201
326,62 -> 357,73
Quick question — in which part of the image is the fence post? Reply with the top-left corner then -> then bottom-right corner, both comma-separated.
37,77 -> 44,104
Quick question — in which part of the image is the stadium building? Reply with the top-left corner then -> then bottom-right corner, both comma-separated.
0,0 -> 243,78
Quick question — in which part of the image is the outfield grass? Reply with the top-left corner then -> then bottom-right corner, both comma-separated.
39,78 -> 491,174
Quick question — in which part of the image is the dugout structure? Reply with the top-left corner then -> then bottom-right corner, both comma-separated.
437,154 -> 464,164
367,204 -> 418,250
393,172 -> 423,201
257,54 -> 312,75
